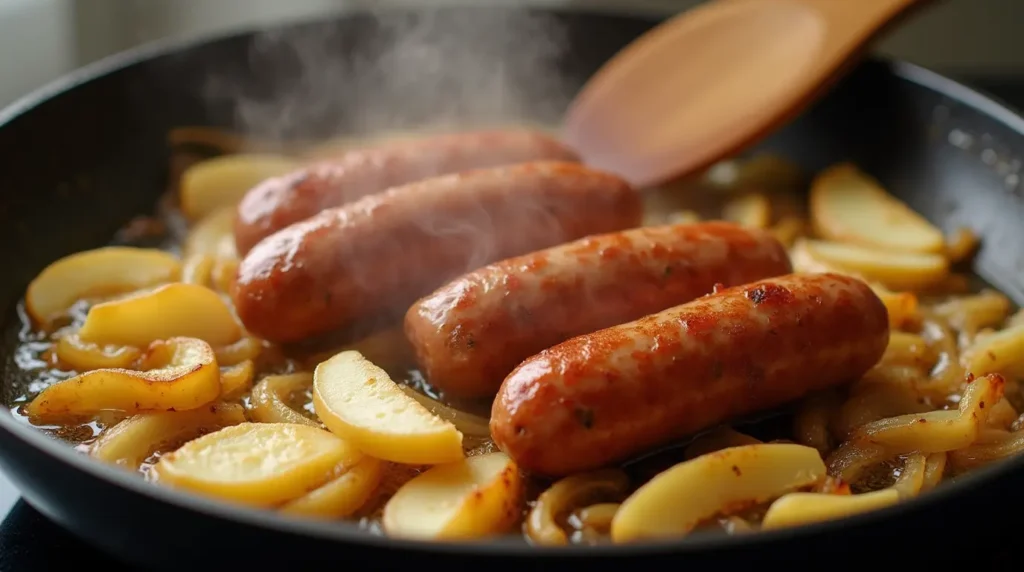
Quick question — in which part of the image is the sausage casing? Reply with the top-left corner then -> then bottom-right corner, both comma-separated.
406,222 -> 792,398
490,272 -> 890,477
234,129 -> 579,254
233,162 -> 641,344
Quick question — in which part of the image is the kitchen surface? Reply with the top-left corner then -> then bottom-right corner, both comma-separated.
3,0 -> 1024,569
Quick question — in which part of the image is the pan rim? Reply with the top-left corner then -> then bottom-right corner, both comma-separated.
1,5 -> 1023,558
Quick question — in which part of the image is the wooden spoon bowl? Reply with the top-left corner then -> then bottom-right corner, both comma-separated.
562,0 -> 933,188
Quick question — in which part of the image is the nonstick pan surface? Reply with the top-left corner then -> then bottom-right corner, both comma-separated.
1,6 -> 1024,570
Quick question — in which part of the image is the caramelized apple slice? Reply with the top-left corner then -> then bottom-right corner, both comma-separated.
25,337 -> 221,422
810,164 -> 944,254
611,444 -> 826,542
78,283 -> 241,347
91,402 -> 246,469
26,247 -> 180,325
383,452 -> 522,540
179,154 -> 299,220
153,422 -> 352,507
313,351 -> 463,464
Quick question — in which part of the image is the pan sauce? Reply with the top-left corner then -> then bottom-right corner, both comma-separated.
6,128 -> 1024,544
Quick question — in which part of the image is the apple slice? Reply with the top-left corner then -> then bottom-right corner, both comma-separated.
25,337 -> 221,421
280,457 -> 383,519
761,489 -> 900,530
78,283 -> 241,347
722,193 -> 771,228
382,452 -> 522,540
26,247 -> 181,325
184,206 -> 238,260
179,153 -> 299,221
799,239 -> 948,291
810,164 -> 945,254
153,422 -> 353,507
313,350 -> 464,464
91,402 -> 246,469
611,444 -> 826,542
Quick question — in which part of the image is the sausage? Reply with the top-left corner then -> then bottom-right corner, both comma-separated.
234,129 -> 580,254
233,162 -> 641,344
406,222 -> 792,399
490,272 -> 889,477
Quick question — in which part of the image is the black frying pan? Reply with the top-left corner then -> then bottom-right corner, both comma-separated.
1,6 -> 1024,570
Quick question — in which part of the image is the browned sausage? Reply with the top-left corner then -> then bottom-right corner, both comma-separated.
233,162 -> 641,344
405,222 -> 792,399
234,129 -> 579,254
490,272 -> 889,477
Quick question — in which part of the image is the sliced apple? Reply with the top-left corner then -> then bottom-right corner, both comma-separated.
26,247 -> 181,325
722,193 -> 771,228
214,335 -> 264,367
526,469 -> 629,545
665,210 -> 701,225
871,284 -> 920,330
945,227 -> 980,263
25,337 -> 221,422
183,206 -> 238,260
219,360 -> 255,400
54,332 -> 141,371
153,422 -> 352,507
761,489 -> 900,530
179,153 -> 299,220
770,216 -> 807,248
91,402 -> 246,469
280,456 -> 383,518
313,350 -> 463,465
181,253 -> 215,287
398,385 -> 491,438
611,444 -> 826,542
810,164 -> 944,254
791,239 -> 921,327
382,452 -> 522,540
828,373 -> 1004,476
78,283 -> 241,347
879,331 -> 930,368
961,325 -> 1024,377
250,372 -> 319,427
799,239 -> 948,291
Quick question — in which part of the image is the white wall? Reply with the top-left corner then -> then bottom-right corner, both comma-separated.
0,0 -> 74,106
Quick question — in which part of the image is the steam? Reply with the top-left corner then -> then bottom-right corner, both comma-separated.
205,6 -> 589,335
203,6 -> 575,141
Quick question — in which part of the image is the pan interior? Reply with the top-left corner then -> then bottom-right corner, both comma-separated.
3,5 -> 1024,550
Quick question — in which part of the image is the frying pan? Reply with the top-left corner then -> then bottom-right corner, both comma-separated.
0,6 -> 1023,570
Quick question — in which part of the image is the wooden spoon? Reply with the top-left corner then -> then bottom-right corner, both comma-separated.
561,0 -> 933,188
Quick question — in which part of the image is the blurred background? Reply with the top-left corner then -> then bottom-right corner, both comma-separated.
2,0 -> 1024,108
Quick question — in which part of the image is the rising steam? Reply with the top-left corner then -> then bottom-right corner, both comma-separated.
204,6 -> 575,141
210,5 -> 590,338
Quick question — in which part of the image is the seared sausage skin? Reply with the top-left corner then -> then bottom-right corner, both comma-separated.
234,129 -> 579,254
233,162 -> 641,344
491,272 -> 889,477
406,222 -> 792,399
